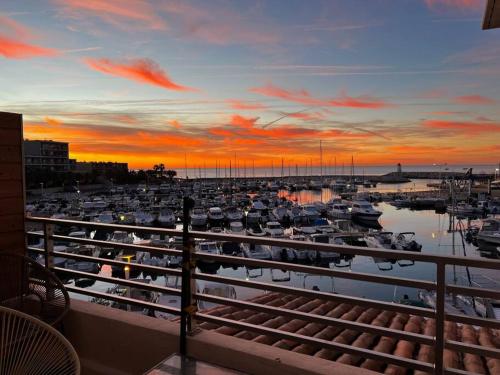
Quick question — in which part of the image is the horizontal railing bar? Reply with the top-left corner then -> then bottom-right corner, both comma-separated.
194,273 -> 436,318
446,284 -> 500,300
195,293 -> 435,345
194,313 -> 435,373
26,216 -> 500,269
27,246 -> 44,254
54,267 -> 181,296
52,251 -> 182,276
51,234 -> 182,257
445,313 -> 500,330
445,339 -> 500,360
194,252 -> 436,290
65,285 -> 181,315
26,231 -> 44,237
26,216 -> 181,236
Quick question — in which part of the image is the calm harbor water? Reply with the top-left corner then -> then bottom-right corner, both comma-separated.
181,164 -> 497,179
68,187 -> 498,308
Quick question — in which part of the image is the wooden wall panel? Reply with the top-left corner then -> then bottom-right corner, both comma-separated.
0,112 -> 25,300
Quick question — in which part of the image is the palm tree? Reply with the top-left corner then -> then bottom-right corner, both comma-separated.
153,163 -> 165,178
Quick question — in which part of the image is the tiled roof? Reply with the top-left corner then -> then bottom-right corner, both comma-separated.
199,292 -> 500,374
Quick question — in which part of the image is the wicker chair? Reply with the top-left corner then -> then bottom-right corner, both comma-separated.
0,306 -> 80,374
0,252 -> 70,326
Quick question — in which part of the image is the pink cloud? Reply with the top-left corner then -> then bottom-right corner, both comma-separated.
0,15 -> 58,59
168,120 -> 182,129
161,2 -> 279,45
249,83 -> 393,109
423,119 -> 500,134
84,58 -> 197,92
424,0 -> 484,11
453,95 -> 496,105
54,0 -> 167,31
226,99 -> 267,110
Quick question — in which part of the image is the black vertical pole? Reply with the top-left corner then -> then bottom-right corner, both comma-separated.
180,196 -> 195,355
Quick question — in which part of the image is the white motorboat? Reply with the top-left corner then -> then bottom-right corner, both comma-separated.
309,233 -> 340,263
302,204 -> 320,223
134,210 -> 155,226
157,208 -> 176,227
350,200 -> 382,222
246,208 -> 261,225
190,207 -> 208,227
477,219 -> 500,253
272,206 -> 291,224
328,203 -> 352,220
226,221 -> 245,234
196,241 -> 221,263
447,203 -> 482,217
247,224 -> 266,237
330,179 -> 348,192
110,230 -> 134,244
265,221 -> 284,237
241,243 -> 272,260
93,210 -> 115,224
270,240 -> 296,262
225,206 -> 244,222
289,234 -> 309,262
208,207 -> 224,225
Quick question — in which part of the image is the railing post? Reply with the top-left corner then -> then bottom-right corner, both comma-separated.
180,196 -> 195,356
43,223 -> 54,271
434,262 -> 446,374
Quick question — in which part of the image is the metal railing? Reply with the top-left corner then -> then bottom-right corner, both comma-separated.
25,206 -> 500,375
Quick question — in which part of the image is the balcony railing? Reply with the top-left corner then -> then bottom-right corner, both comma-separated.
25,207 -> 500,375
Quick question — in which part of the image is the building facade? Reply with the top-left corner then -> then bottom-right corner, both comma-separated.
74,161 -> 128,176
24,140 -> 70,171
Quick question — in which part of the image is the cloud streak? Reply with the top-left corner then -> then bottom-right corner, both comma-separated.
0,14 -> 58,59
54,0 -> 167,31
453,95 -> 496,105
423,119 -> 500,135
84,58 -> 197,92
250,83 -> 393,109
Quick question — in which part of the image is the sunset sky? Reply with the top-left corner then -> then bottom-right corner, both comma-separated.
1,0 -> 499,169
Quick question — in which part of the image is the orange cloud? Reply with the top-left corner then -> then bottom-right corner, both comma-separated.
427,111 -> 469,115
44,117 -> 62,126
226,99 -> 267,110
84,58 -> 197,91
249,83 -> 392,109
209,128 -> 234,137
453,95 -> 496,105
54,0 -> 167,30
0,36 -> 57,59
168,120 -> 182,129
423,119 -> 500,134
213,114 -> 371,141
287,112 -> 325,121
229,115 -> 259,128
0,14 -> 58,59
